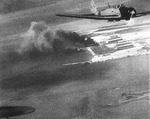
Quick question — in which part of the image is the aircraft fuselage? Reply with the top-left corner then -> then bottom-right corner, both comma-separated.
99,5 -> 137,20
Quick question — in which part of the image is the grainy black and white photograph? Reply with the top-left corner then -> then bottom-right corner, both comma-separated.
0,0 -> 150,119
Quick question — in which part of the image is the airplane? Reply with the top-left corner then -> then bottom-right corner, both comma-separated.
56,0 -> 150,21
118,91 -> 150,104
90,90 -> 150,109
103,91 -> 150,108
0,106 -> 35,119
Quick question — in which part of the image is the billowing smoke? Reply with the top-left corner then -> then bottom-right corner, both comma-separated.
18,22 -> 71,55
18,21 -> 97,55
56,30 -> 97,48
18,21 -> 54,54
0,21 -> 97,65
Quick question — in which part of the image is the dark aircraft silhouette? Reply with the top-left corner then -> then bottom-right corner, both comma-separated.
0,106 -> 35,119
56,0 -> 150,21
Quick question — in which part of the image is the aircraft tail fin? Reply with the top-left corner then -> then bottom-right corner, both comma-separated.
90,0 -> 99,15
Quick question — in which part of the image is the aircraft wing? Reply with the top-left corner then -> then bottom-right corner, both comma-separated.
135,11 -> 150,17
56,13 -> 122,21
62,61 -> 91,66
56,11 -> 150,21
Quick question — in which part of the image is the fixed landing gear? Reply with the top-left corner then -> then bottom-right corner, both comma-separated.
108,19 -> 120,22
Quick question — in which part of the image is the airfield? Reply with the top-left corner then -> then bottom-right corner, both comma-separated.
0,5 -> 150,119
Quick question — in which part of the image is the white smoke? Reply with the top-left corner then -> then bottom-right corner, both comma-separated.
90,0 -> 99,15
18,21 -> 55,54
